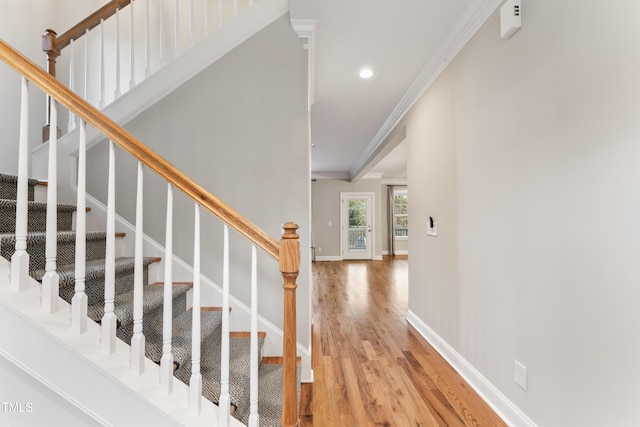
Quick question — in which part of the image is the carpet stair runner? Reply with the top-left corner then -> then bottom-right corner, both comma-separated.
0,172 -> 296,426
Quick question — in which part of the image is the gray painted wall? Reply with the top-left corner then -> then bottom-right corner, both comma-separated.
404,1 -> 640,425
311,178 -> 383,259
312,179 -> 409,258
85,15 -> 311,351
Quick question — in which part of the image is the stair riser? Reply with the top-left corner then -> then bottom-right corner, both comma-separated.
0,234 -> 108,275
175,336 -> 266,409
0,203 -> 75,233
60,266 -> 149,309
0,174 -> 37,201
117,289 -> 191,362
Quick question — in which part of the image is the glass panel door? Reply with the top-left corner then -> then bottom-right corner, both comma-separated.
341,193 -> 373,260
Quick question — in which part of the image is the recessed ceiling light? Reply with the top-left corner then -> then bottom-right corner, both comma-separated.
359,68 -> 373,79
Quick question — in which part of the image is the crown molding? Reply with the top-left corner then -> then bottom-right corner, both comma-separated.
349,0 -> 503,180
291,19 -> 317,107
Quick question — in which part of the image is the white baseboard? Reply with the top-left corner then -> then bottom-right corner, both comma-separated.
314,256 -> 343,262
394,250 -> 408,255
406,310 -> 537,427
373,255 -> 383,261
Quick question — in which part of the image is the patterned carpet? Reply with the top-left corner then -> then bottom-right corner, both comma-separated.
0,173 -> 296,426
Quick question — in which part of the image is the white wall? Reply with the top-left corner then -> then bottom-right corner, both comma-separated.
85,14 -> 311,356
0,356 -> 100,427
405,1 -> 640,426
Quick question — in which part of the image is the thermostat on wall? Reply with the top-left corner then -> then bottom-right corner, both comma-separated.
500,0 -> 521,39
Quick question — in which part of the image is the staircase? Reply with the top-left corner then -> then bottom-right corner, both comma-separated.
0,171 -> 296,426
0,4 -> 303,420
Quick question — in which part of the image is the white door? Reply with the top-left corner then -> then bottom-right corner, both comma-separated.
341,192 -> 374,260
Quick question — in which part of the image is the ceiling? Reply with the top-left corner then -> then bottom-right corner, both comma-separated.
289,0 -> 501,181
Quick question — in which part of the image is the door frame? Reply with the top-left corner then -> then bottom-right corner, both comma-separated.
340,192 -> 375,260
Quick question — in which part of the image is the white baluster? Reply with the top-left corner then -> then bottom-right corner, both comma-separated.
248,245 -> 259,427
159,0 -> 165,62
145,0 -> 151,76
71,121 -> 88,333
204,0 -> 209,37
189,0 -> 195,46
130,0 -> 136,89
41,99 -> 59,313
101,140 -> 117,354
11,77 -> 30,292
160,183 -> 174,394
114,8 -> 121,99
67,39 -> 76,131
99,18 -> 105,108
190,204 -> 202,414
131,161 -> 145,374
219,224 -> 231,425
83,29 -> 88,102
174,0 -> 180,55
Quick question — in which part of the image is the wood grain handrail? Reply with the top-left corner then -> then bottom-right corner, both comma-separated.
0,39 -> 280,260
56,0 -> 131,52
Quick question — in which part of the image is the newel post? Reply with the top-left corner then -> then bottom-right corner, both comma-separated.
42,29 -> 61,142
280,222 -> 300,427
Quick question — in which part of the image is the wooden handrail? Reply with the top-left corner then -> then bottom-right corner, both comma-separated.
55,0 -> 132,52
0,39 -> 279,260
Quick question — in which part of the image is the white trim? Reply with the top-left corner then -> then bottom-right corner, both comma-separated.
340,192 -> 375,260
350,0 -> 503,180
290,19 -> 317,107
393,250 -> 408,255
381,178 -> 408,186
314,255 -> 343,262
406,310 -> 537,427
373,255 -> 383,261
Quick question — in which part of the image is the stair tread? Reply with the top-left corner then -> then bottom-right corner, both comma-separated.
175,334 -> 266,409
236,362 -> 302,426
0,198 -> 77,211
116,284 -> 193,361
0,199 -> 77,233
144,309 -> 223,365
0,173 -> 40,201
87,281 -> 189,325
0,173 -> 40,185
33,256 -> 159,283
0,230 -> 112,242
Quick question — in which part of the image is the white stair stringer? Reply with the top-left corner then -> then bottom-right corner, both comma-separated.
0,257 -> 244,427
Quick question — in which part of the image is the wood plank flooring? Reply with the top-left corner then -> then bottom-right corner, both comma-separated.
300,256 -> 506,427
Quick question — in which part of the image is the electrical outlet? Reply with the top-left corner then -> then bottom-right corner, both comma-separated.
514,360 -> 528,391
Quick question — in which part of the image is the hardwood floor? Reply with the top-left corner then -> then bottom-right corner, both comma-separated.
299,256 -> 506,427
